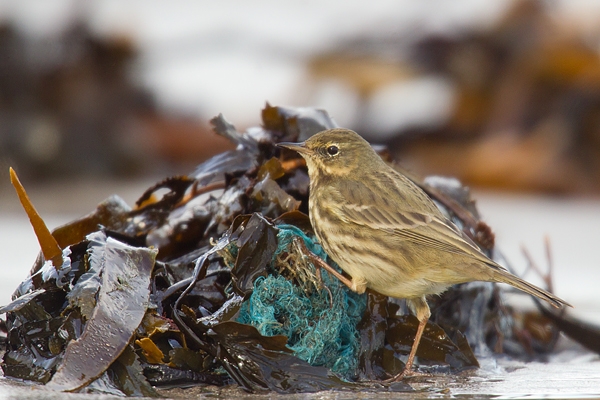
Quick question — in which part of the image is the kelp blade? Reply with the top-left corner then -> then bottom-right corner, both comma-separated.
47,232 -> 156,392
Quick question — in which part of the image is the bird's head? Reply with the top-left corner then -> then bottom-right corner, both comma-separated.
278,128 -> 378,177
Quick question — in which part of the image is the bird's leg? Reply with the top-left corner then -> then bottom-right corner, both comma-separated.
401,316 -> 427,377
305,247 -> 355,290
297,240 -> 365,293
388,296 -> 431,381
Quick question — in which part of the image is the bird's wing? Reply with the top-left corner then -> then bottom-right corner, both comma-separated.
395,216 -> 488,260
338,198 -> 502,269
331,173 -> 505,269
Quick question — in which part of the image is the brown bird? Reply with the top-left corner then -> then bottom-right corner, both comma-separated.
278,128 -> 571,379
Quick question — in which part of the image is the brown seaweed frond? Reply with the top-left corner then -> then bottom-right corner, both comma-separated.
9,167 -> 63,268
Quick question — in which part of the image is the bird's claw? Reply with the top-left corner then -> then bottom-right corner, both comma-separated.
384,368 -> 430,382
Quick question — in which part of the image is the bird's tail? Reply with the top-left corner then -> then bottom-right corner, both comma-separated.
492,269 -> 572,309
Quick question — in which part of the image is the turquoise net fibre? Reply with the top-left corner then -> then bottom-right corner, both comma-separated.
236,224 -> 367,379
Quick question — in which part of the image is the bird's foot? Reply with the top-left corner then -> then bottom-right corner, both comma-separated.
296,239 -> 359,292
384,368 -> 431,382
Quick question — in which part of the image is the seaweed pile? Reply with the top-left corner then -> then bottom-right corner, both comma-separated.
0,105 -> 579,396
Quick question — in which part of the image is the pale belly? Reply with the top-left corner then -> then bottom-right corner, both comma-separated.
320,234 -> 454,299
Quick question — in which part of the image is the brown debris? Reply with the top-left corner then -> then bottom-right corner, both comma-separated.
9,167 -> 63,268
307,1 -> 600,194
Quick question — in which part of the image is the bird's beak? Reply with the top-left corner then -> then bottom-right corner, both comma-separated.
277,141 -> 311,155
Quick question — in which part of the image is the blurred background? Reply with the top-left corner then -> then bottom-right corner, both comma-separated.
0,0 -> 599,314
1,0 -> 600,192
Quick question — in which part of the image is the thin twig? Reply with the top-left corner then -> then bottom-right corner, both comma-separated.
544,236 -> 555,293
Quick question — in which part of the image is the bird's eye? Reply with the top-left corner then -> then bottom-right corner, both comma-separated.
326,145 -> 339,156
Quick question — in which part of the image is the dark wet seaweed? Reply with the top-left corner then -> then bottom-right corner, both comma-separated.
537,300 -> 600,355
47,232 -> 156,392
230,214 -> 278,297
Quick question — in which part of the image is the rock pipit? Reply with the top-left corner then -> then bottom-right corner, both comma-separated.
278,128 -> 570,379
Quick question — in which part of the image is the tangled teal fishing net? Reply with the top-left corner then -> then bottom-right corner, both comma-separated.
236,224 -> 367,379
